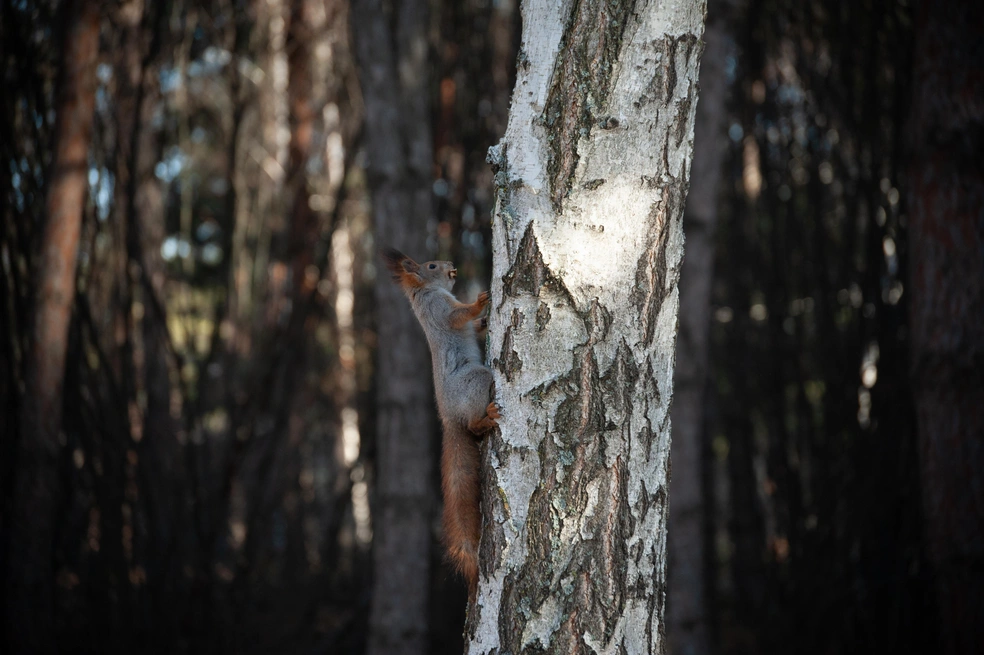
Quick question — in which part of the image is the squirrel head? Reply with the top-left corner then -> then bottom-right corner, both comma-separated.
382,248 -> 457,292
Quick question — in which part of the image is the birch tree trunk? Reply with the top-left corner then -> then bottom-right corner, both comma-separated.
470,0 -> 706,652
352,0 -> 436,653
4,0 -> 99,650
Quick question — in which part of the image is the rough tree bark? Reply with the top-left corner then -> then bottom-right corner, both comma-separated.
351,0 -> 436,653
3,0 -> 100,650
667,2 -> 733,654
907,2 -> 984,653
469,0 -> 706,652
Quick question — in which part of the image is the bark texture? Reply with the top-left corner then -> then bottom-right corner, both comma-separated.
907,2 -> 984,653
4,0 -> 100,650
667,2 -> 734,653
468,0 -> 706,652
351,0 -> 436,653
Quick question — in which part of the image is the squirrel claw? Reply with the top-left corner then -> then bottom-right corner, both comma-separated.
486,402 -> 501,421
477,291 -> 490,307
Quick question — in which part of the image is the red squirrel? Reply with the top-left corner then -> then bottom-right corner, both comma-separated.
382,249 -> 500,598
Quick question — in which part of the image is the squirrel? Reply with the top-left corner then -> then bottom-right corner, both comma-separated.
382,248 -> 500,599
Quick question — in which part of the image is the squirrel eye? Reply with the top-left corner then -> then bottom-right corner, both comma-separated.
428,264 -> 436,270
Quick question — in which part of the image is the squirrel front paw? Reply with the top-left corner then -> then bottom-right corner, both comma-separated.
485,401 -> 501,422
476,291 -> 490,308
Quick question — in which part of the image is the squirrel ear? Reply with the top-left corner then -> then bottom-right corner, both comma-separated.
382,248 -> 408,273
381,248 -> 422,284
381,247 -> 404,267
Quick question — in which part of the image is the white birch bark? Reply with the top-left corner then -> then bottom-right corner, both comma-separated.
468,0 -> 706,653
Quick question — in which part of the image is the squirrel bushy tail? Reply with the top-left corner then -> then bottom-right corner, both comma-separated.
441,421 -> 482,597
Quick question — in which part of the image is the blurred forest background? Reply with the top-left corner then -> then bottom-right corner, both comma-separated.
1,0 -> 981,654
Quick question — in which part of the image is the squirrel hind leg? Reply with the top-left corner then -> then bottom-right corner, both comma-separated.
467,402 -> 501,435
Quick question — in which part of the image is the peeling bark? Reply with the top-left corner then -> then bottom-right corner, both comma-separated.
468,1 -> 706,652
4,0 -> 100,650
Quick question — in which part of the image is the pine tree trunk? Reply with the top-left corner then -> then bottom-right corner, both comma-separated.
468,1 -> 706,652
907,2 -> 984,653
351,0 -> 436,653
4,0 -> 100,650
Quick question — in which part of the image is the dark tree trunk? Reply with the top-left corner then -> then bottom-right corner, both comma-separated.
114,1 -> 173,644
3,0 -> 100,650
351,0 -> 437,653
907,2 -> 984,654
668,2 -> 735,653
286,0 -> 318,298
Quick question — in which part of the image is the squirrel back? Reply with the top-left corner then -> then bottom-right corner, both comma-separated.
382,248 -> 500,598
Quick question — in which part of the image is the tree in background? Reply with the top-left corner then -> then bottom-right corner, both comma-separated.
470,0 -> 705,651
667,0 -> 737,653
706,0 -> 935,653
4,0 -> 99,649
907,1 -> 984,653
351,0 -> 437,652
